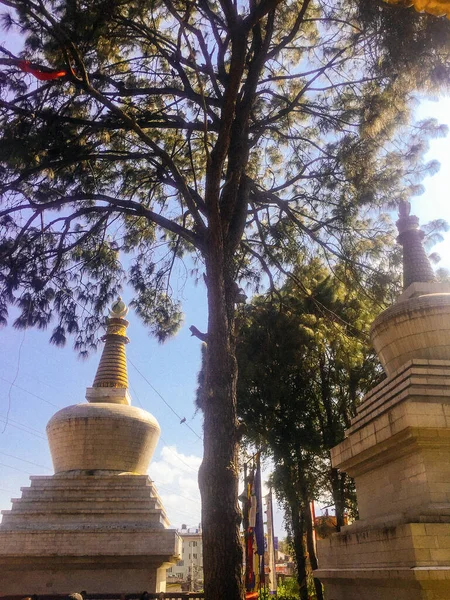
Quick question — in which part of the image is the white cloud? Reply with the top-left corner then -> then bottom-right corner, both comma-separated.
149,445 -> 202,529
149,446 -> 288,539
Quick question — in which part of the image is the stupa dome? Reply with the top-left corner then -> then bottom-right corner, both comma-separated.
371,292 -> 450,376
46,299 -> 161,474
370,202 -> 450,376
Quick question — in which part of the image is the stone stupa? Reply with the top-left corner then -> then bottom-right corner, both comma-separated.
316,203 -> 450,599
0,298 -> 180,595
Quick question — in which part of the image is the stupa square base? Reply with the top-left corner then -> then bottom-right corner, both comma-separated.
317,360 -> 450,599
317,520 -> 450,599
0,556 -> 170,595
317,522 -> 450,571
0,474 -> 180,595
316,567 -> 450,600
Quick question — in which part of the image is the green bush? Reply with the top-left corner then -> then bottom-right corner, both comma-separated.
257,577 -> 301,600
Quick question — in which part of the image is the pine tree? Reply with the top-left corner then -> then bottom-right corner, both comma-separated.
236,256 -> 399,596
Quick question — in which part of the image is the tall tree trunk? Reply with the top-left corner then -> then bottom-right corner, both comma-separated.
290,499 -> 308,600
302,494 -> 324,600
330,467 -> 346,531
198,246 -> 244,600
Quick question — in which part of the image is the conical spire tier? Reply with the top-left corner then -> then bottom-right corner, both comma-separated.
92,318 -> 129,389
92,297 -> 130,390
396,200 -> 436,290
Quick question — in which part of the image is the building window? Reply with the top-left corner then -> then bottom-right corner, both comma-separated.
177,560 -> 184,567
193,553 -> 197,559
192,541 -> 198,547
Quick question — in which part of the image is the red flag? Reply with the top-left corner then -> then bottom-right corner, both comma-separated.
17,60 -> 67,81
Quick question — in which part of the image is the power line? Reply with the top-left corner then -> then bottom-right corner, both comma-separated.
0,359 -> 79,401
167,505 -> 201,521
158,436 -> 200,473
152,480 -> 201,506
0,461 -> 32,475
2,320 -> 27,433
0,451 -> 52,471
0,416 -> 46,440
129,358 -> 202,441
129,381 -> 200,474
0,376 -> 63,409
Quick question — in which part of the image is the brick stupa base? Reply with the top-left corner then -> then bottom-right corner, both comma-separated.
0,474 -> 178,594
316,358 -> 450,600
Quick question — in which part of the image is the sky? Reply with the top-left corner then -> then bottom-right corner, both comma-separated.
1,94 -> 450,541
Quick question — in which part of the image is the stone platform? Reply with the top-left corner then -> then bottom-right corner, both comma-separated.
0,474 -> 180,595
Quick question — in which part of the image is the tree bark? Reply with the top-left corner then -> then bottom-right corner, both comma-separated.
302,493 -> 324,600
198,243 -> 244,600
290,499 -> 308,600
330,467 -> 346,530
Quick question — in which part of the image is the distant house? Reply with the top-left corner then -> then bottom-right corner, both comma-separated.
275,549 -> 295,577
166,524 -> 203,590
314,513 -> 348,540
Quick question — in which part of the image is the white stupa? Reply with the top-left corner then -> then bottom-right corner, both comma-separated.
0,299 -> 181,595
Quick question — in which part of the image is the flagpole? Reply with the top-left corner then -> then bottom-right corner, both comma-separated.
266,487 -> 277,596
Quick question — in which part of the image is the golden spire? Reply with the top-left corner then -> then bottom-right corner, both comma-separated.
92,297 -> 130,389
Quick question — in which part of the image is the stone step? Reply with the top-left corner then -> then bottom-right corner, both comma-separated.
8,499 -> 159,512
20,483 -> 156,495
28,475 -> 154,488
2,506 -> 164,515
0,521 -> 169,531
18,490 -> 158,502
1,509 -> 167,527
19,489 -> 158,501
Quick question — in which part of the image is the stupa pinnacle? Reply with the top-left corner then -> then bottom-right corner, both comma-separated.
396,200 -> 436,289
92,296 -> 130,390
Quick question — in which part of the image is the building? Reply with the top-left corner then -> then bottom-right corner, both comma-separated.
275,550 -> 295,578
167,525 -> 203,590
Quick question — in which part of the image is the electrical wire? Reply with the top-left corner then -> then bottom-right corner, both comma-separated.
129,381 -> 200,474
0,416 -> 46,440
152,480 -> 200,506
0,461 -> 32,475
0,451 -> 52,471
2,325 -> 27,433
158,436 -> 200,474
167,505 -> 201,521
129,357 -> 202,441
0,376 -> 63,409
0,359 -> 79,401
